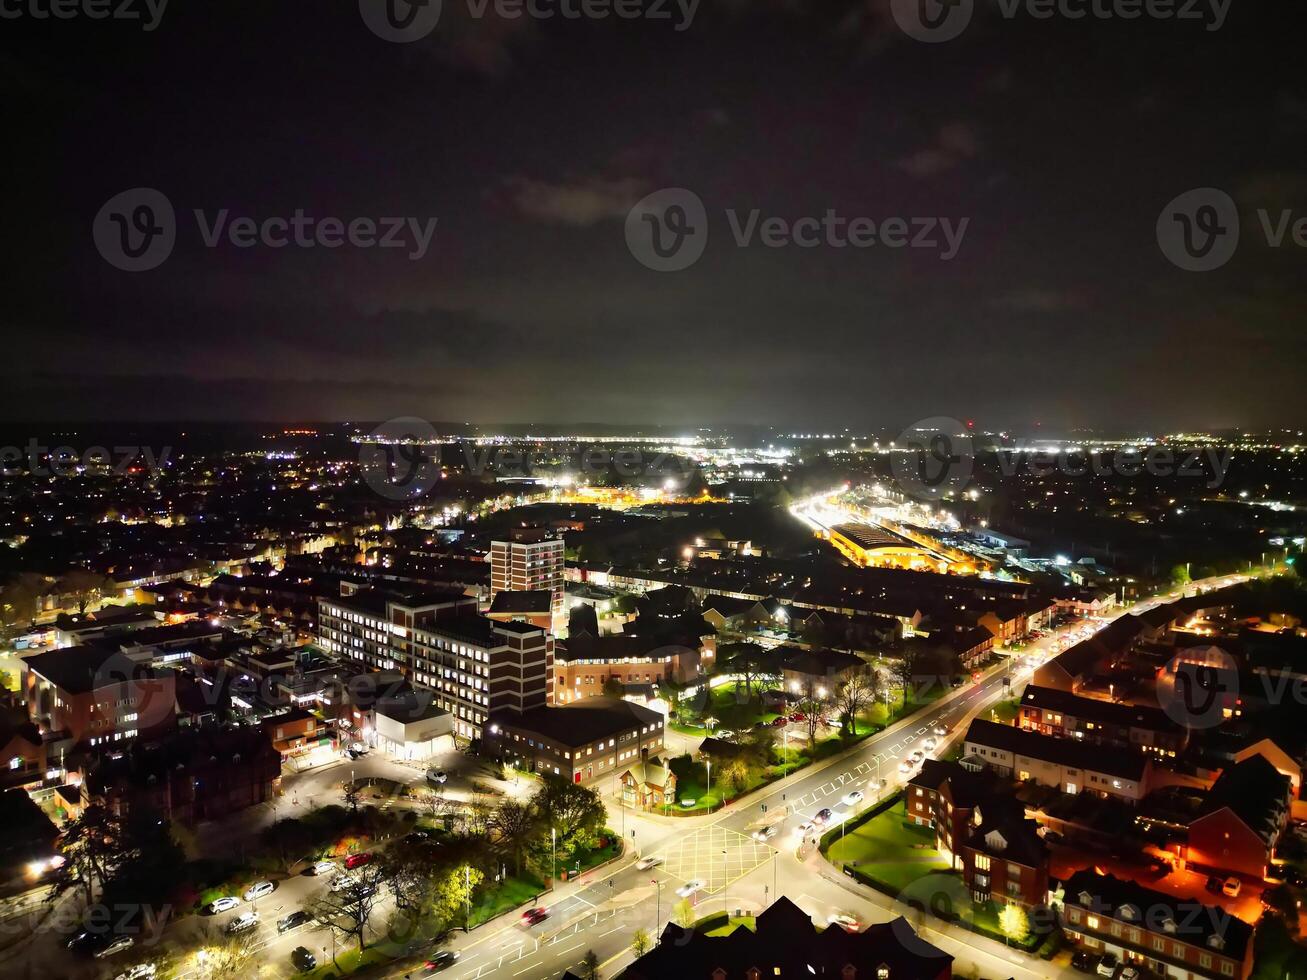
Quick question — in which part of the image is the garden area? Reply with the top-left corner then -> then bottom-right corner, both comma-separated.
823,797 -> 950,892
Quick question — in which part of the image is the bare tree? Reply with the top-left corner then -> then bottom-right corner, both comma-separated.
833,670 -> 878,736
192,925 -> 261,979
418,788 -> 451,823
462,797 -> 492,836
795,680 -> 827,751
489,799 -> 539,875
309,862 -> 389,954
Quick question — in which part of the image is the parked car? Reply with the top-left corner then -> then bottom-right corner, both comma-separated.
771,716 -> 787,727
243,881 -> 274,901
1205,875 -> 1224,894
840,790 -> 864,808
207,896 -> 241,914
675,879 -> 704,898
827,912 -> 860,932
227,912 -> 259,934
522,907 -> 549,925
922,736 -> 938,751
1096,952 -> 1119,977
426,769 -> 448,784
752,825 -> 778,842
277,910 -> 313,933
114,965 -> 157,980
910,749 -> 925,763
1222,877 -> 1242,897
898,760 -> 915,774
812,808 -> 833,826
1070,950 -> 1096,973
790,712 -> 806,723
332,873 -> 359,893
66,930 -> 105,954
635,856 -> 662,870
312,860 -> 337,876
291,946 -> 317,972
94,936 -> 136,959
344,852 -> 373,870
1119,968 -> 1141,980
424,951 -> 461,972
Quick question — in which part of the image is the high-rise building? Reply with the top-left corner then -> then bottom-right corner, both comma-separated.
490,529 -> 565,619
317,587 -> 553,741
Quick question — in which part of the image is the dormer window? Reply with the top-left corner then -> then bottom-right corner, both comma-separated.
1162,917 -> 1177,933
1078,891 -> 1093,906
1208,934 -> 1225,950
1118,904 -> 1139,921
876,965 -> 890,980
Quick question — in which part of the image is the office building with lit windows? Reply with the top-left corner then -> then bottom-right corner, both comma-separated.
317,588 -> 552,741
490,531 -> 565,619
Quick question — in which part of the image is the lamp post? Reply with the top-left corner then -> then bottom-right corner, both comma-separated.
652,879 -> 662,943
706,759 -> 712,814
551,827 -> 556,882
464,864 -> 472,932
722,848 -> 728,916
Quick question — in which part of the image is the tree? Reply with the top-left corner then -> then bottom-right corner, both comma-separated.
719,643 -> 775,703
342,778 -> 362,815
602,676 -> 626,698
260,817 -> 315,874
531,779 -> 605,857
58,568 -> 115,614
309,862 -> 389,953
0,572 -> 47,627
462,797 -> 492,836
489,799 -> 539,875
381,843 -> 445,923
998,902 -> 1029,947
49,804 -> 125,904
889,648 -> 919,710
794,680 -> 827,751
1171,563 -> 1192,587
192,925 -> 261,979
672,898 -> 695,928
719,755 -> 753,795
429,862 -> 485,932
833,670 -> 878,736
631,927 -> 652,957
418,789 -> 451,824
579,949 -> 600,980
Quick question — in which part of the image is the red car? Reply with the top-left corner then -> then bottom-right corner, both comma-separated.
344,852 -> 373,870
522,907 -> 549,926
771,716 -> 787,727
789,712 -> 806,723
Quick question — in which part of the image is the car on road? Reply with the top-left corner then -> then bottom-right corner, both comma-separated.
94,935 -> 136,958
424,951 -> 461,972
207,896 -> 241,914
278,910 -> 313,933
1069,950 -> 1096,973
227,912 -> 259,934
1095,952 -> 1119,977
716,729 -> 735,739
636,856 -> 662,870
898,760 -> 915,774
797,820 -> 816,835
675,879 -> 704,898
332,873 -> 359,892
812,807 -> 833,826
1222,877 -> 1242,897
345,851 -> 373,869
752,825 -> 778,842
244,880 -> 275,901
909,749 -> 925,764
291,946 -> 317,972
312,859 -> 337,876
522,906 -> 550,925
827,912 -> 860,932
840,790 -> 864,807
114,965 -> 157,980
66,930 -> 103,954
1205,874 -> 1224,894
426,768 -> 448,784
922,736 -> 937,751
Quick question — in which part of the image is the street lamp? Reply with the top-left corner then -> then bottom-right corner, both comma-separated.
706,758 -> 712,814
722,848 -> 728,916
551,827 -> 557,882
652,879 -> 663,943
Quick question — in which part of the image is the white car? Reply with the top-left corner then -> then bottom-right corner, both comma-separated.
922,737 -> 938,751
312,860 -> 337,876
332,873 -> 359,893
208,896 -> 240,914
114,965 -> 156,980
94,936 -> 135,958
840,790 -> 864,807
243,881 -> 274,901
1222,877 -> 1242,897
226,912 -> 259,934
827,912 -> 860,932
635,856 -> 662,870
675,879 -> 704,898
910,750 -> 925,764
798,820 -> 817,835
932,724 -> 949,736
898,760 -> 915,775
752,825 -> 779,842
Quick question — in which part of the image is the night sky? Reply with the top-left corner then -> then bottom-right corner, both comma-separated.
5,0 -> 1306,430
